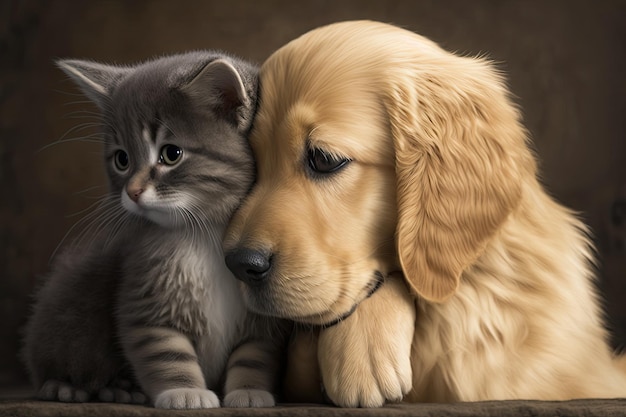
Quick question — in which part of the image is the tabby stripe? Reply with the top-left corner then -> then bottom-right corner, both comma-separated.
185,147 -> 242,166
143,370 -> 198,388
228,358 -> 267,372
143,350 -> 198,364
130,333 -> 172,352
224,340 -> 278,394
148,120 -> 160,143
228,339 -> 276,363
123,317 -> 153,329
192,174 -> 236,188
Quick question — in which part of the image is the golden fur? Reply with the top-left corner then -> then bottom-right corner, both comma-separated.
224,20 -> 626,406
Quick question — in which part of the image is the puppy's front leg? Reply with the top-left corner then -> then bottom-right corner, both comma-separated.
318,273 -> 415,407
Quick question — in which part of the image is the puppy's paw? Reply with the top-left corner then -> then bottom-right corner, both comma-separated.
38,380 -> 90,403
223,389 -> 275,407
318,275 -> 415,407
154,388 -> 220,409
319,328 -> 412,407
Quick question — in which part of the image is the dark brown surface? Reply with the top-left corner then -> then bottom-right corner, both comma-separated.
1,0 -> 625,399
2,398 -> 626,417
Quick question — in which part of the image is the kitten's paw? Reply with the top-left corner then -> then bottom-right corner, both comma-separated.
98,387 -> 146,404
131,391 -> 147,404
38,380 -> 90,403
98,378 -> 146,404
154,388 -> 220,409
223,389 -> 275,408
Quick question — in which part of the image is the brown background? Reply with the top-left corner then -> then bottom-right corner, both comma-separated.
1,0 -> 625,393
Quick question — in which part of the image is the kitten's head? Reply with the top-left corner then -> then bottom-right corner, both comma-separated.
58,52 -> 257,229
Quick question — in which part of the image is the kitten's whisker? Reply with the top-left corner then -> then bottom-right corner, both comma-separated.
38,134 -> 106,152
174,207 -> 185,231
186,209 -> 198,243
104,211 -> 131,249
182,195 -> 222,248
77,211 -> 122,246
49,196 -> 118,262
73,185 -> 106,196
55,91 -> 94,101
76,205 -> 125,250
178,199 -> 205,240
180,206 -> 199,243
71,202 -> 119,242
174,194 -> 212,246
59,121 -> 102,137
63,109 -> 102,119
65,196 -> 114,219
69,197 -> 120,241
181,208 -> 196,243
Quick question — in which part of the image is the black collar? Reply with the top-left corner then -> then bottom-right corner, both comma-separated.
317,271 -> 385,329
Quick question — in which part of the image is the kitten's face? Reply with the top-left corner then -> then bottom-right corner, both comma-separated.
60,54 -> 257,229
103,80 -> 252,228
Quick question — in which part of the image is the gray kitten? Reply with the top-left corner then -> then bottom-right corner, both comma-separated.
22,52 -> 285,409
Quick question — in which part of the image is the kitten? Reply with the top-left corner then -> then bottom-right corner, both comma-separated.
22,52 -> 285,409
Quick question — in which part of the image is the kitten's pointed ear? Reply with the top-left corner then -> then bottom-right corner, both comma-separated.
182,59 -> 252,126
56,59 -> 130,110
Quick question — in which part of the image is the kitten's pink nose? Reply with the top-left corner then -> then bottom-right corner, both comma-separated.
127,187 -> 144,203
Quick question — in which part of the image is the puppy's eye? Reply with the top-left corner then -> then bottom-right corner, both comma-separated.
307,148 -> 350,174
114,150 -> 129,171
160,144 -> 183,165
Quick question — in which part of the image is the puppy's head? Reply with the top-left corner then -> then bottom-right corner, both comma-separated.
225,20 -> 532,324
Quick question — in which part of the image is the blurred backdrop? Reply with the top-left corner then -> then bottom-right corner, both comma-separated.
1,0 -> 625,393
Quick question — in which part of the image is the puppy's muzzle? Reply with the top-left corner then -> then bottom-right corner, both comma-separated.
225,248 -> 272,286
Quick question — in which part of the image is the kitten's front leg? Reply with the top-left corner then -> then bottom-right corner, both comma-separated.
121,326 -> 219,409
223,317 -> 288,408
317,273 -> 416,407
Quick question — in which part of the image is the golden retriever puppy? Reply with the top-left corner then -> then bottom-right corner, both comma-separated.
224,20 -> 626,406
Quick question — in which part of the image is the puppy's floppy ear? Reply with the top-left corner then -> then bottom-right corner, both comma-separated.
384,57 -> 528,302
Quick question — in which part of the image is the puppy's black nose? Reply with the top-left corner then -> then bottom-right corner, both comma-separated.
225,248 -> 272,285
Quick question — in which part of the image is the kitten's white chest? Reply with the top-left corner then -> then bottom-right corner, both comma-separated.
177,240 -> 247,386
160,238 -> 243,326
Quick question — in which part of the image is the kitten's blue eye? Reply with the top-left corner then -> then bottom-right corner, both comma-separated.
160,145 -> 183,165
114,150 -> 129,171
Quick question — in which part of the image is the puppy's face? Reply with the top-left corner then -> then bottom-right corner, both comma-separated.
224,52 -> 399,325
226,20 -> 528,322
